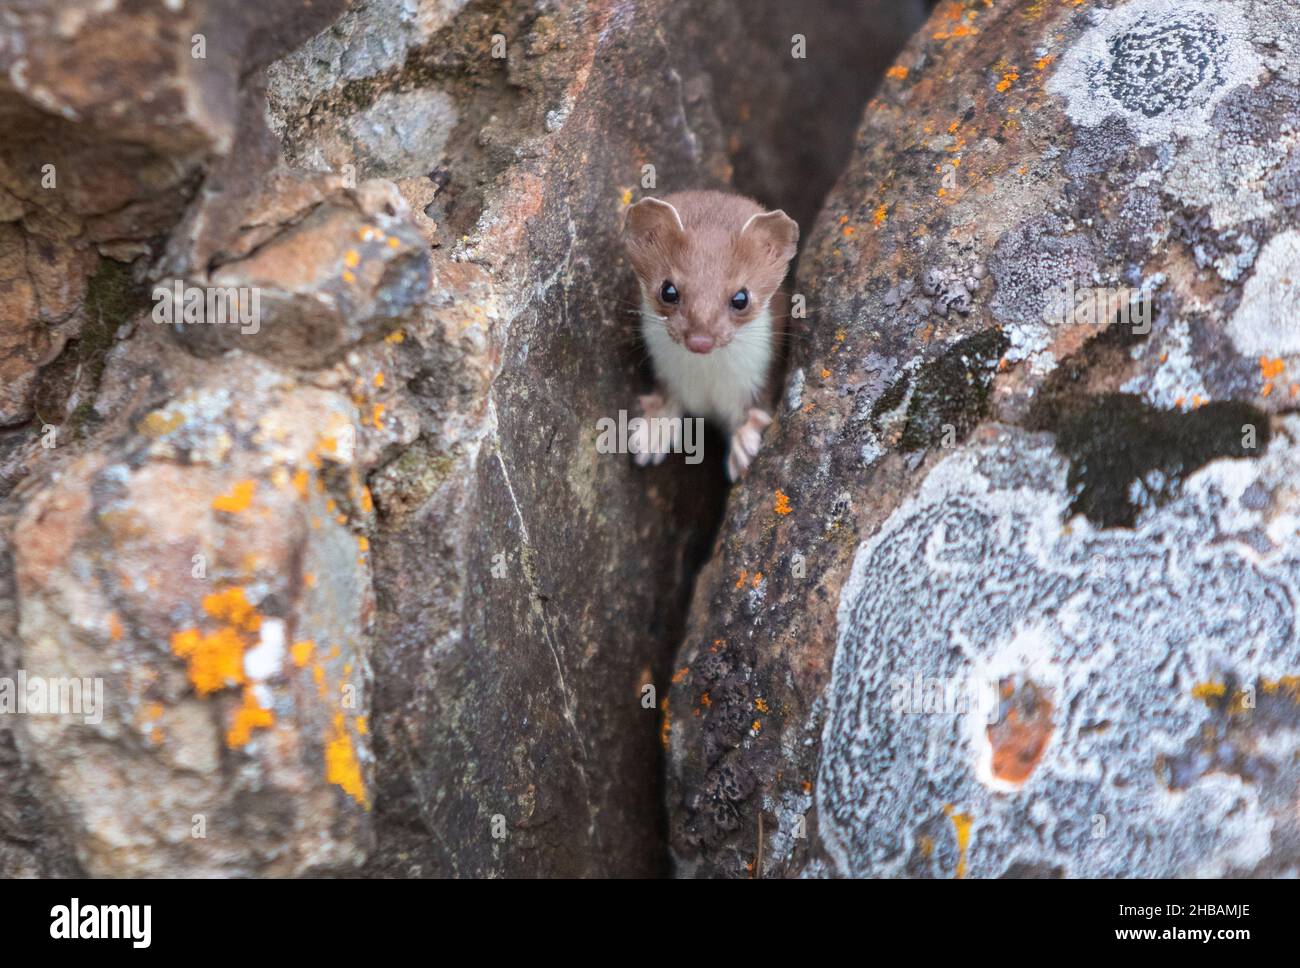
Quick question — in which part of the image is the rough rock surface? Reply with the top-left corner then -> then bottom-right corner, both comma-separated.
0,0 -> 918,876
666,0 -> 1300,877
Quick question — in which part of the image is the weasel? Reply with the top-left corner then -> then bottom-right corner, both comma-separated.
621,190 -> 799,480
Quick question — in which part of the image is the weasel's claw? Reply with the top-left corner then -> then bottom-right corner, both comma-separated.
727,408 -> 772,482
631,393 -> 681,467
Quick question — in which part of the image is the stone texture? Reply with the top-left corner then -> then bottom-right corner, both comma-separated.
0,0 -> 915,877
13,356 -> 378,876
666,0 -> 1300,878
0,0 -> 412,878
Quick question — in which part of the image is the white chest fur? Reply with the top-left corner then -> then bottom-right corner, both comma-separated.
640,300 -> 773,430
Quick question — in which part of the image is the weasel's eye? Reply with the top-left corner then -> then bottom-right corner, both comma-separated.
660,281 -> 679,304
730,289 -> 750,311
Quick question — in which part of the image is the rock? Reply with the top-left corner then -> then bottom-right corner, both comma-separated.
171,180 -> 431,366
0,0 -> 921,877
12,357 -> 377,876
0,0 -> 405,878
820,423 -> 1300,878
265,0 -> 919,877
666,0 -> 1300,877
0,0 -> 350,431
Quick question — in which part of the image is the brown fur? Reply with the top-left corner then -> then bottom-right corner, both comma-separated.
623,190 -> 797,385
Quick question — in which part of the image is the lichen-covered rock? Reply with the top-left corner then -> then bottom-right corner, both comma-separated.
173,180 -> 430,366
666,0 -> 1300,877
0,0 -> 416,877
1,0 -> 917,877
822,423 -> 1300,878
13,357 -> 378,876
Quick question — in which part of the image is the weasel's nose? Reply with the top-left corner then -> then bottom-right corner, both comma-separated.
685,333 -> 715,354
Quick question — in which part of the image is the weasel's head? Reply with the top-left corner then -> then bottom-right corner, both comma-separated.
623,195 -> 799,355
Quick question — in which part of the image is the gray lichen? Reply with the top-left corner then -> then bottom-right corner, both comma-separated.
818,422 -> 1300,878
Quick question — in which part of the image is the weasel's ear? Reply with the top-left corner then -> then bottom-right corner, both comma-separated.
623,197 -> 685,245
741,209 -> 800,264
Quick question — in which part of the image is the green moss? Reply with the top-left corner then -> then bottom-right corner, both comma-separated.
32,258 -> 145,437
65,400 -> 97,437
871,328 -> 1009,452
82,260 -> 139,372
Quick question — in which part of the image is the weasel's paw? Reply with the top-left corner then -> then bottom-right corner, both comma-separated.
631,393 -> 682,467
726,408 -> 772,482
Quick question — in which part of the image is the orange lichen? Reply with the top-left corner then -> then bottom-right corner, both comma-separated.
1192,680 -> 1227,701
1262,677 -> 1300,703
886,65 -> 909,80
344,249 -> 360,268
291,640 -> 315,668
170,625 -> 246,695
203,587 -> 262,632
735,569 -> 748,589
1261,356 -> 1285,380
108,612 -> 124,642
212,480 -> 256,513
774,489 -> 792,515
326,713 -> 368,807
355,716 -> 369,736
996,71 -> 1019,93
751,571 -> 763,588
754,697 -> 769,713
385,330 -> 405,344
671,666 -> 690,685
873,204 -> 888,226
942,804 -> 973,879
660,697 -> 672,749
227,687 -> 274,747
